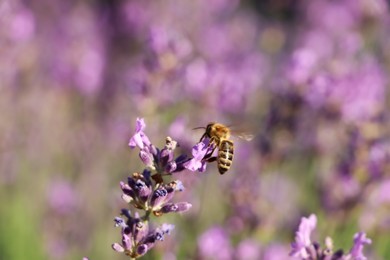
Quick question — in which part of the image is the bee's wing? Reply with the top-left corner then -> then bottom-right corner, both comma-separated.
235,133 -> 254,141
230,128 -> 255,141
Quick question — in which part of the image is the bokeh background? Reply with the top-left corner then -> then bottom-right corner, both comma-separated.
1,0 -> 390,259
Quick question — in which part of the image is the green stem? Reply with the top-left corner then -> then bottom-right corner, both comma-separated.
142,209 -> 152,221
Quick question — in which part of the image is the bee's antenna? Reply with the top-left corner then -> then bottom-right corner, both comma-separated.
192,126 -> 206,130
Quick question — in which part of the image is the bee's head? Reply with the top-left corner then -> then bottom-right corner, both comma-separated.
193,122 -> 217,138
206,123 -> 215,134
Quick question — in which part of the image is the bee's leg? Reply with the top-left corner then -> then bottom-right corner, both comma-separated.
199,133 -> 207,142
209,136 -> 218,147
202,142 -> 217,162
205,156 -> 217,163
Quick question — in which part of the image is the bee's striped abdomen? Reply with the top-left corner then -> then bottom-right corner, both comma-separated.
217,140 -> 234,174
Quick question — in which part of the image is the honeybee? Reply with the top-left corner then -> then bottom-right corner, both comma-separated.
194,122 -> 253,174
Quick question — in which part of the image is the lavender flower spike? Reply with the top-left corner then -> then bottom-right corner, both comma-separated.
114,118 -> 196,258
346,232 -> 372,260
290,214 -> 317,259
129,117 -> 151,149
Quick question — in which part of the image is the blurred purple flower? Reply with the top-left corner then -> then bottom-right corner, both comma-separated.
347,232 -> 372,260
47,179 -> 77,215
307,1 -> 356,34
9,7 -> 35,42
198,0 -> 239,14
287,48 -> 318,86
302,59 -> 386,122
185,58 -> 209,93
235,239 -> 261,260
262,243 -> 291,260
148,25 -> 192,60
198,227 -> 233,260
368,141 -> 390,178
121,1 -> 152,35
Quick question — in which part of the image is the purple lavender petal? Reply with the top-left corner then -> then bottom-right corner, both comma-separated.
114,217 -> 127,228
129,131 -> 144,149
128,118 -> 151,149
137,224 -> 174,252
153,223 -> 175,241
160,223 -> 175,234
173,180 -> 185,191
136,224 -> 173,255
184,158 -> 205,172
183,139 -> 211,172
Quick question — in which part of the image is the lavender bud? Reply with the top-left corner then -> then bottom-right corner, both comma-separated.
136,244 -> 149,256
158,202 -> 192,214
122,233 -> 132,251
112,243 -> 125,253
135,179 -> 152,202
150,185 -> 175,210
120,209 -> 132,219
133,220 -> 149,246
121,194 -> 133,203
159,148 -> 173,168
120,182 -> 135,196
166,161 -> 177,173
139,149 -> 155,169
